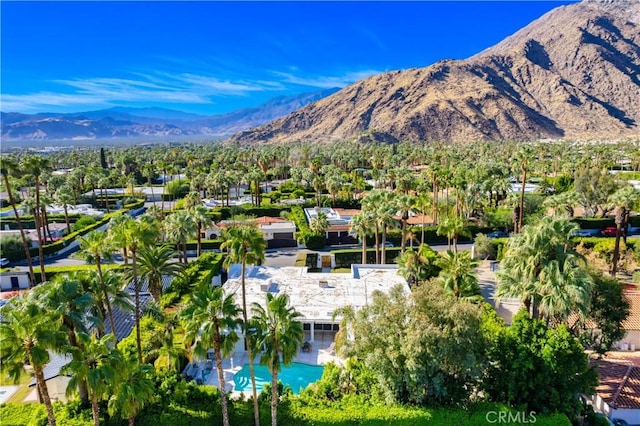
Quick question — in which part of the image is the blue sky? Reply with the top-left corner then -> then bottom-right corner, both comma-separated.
1,1 -> 575,116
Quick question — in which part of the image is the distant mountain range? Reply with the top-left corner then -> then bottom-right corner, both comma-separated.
229,0 -> 640,144
0,88 -> 339,141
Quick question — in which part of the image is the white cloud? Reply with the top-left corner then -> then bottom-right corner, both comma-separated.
272,69 -> 381,89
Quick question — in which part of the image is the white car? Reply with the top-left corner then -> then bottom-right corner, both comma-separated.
0,258 -> 9,267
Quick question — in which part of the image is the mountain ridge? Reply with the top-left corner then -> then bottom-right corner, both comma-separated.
228,0 -> 640,145
0,88 -> 339,141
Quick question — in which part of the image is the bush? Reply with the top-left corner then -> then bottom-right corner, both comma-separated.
71,215 -> 97,232
474,233 -> 497,260
0,234 -> 25,261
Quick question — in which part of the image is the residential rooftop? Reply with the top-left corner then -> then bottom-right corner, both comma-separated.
223,264 -> 409,324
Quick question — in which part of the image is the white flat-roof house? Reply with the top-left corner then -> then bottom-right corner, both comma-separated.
223,264 -> 409,351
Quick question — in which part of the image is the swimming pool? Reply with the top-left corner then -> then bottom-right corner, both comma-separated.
233,362 -> 324,395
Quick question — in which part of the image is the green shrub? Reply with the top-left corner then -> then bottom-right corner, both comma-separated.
71,215 -> 97,232
474,233 -> 497,260
0,234 -> 25,261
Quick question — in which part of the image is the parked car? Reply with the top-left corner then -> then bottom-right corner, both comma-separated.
571,228 -> 602,237
601,227 -> 624,237
487,231 -> 509,239
0,258 -> 9,267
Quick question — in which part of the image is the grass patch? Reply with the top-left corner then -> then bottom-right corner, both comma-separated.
331,268 -> 352,273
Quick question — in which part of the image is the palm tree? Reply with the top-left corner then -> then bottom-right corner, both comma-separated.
189,204 -> 213,257
309,211 -> 330,236
396,243 -> 441,286
349,212 -> 373,265
181,283 -> 241,426
395,193 -> 416,253
496,216 -> 593,322
42,275 -> 99,406
0,294 -> 66,426
0,156 -> 36,286
107,359 -> 155,426
109,215 -> 158,362
436,250 -> 481,299
376,192 -> 398,264
413,193 -> 432,246
54,185 -> 74,234
63,333 -> 122,426
146,312 -> 186,372
608,186 -> 640,276
362,191 -> 382,264
80,230 -> 118,343
164,210 -> 198,264
136,245 -> 183,303
251,293 -> 305,426
220,225 -> 266,426
436,216 -> 469,253
82,270 -> 134,339
513,147 -> 532,233
20,154 -> 51,282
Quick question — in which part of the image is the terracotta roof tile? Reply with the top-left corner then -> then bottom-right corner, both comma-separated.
595,360 -> 640,409
623,291 -> 640,331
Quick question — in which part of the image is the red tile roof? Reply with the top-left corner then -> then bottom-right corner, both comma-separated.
623,291 -> 640,331
595,360 -> 640,409
253,216 -> 286,225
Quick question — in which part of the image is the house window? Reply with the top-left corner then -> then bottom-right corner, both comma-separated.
10,276 -> 20,289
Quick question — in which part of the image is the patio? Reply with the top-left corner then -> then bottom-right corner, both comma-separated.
185,330 -> 338,395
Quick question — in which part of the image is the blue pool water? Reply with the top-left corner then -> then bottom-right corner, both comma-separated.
233,362 -> 324,395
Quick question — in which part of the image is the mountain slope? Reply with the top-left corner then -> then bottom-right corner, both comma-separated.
0,89 -> 338,141
229,1 -> 640,144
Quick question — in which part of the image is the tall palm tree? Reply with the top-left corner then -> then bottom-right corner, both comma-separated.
436,250 -> 481,299
0,294 -> 66,426
82,270 -> 134,339
63,333 -> 122,426
220,224 -> 266,426
349,212 -> 373,265
395,193 -> 416,253
20,154 -> 51,282
251,293 -> 305,426
54,185 -> 74,234
608,186 -> 640,276
412,193 -> 432,246
109,215 -> 158,362
181,283 -> 241,426
136,245 -> 182,303
189,204 -> 213,258
80,230 -> 118,343
362,191 -> 382,264
42,275 -> 99,406
376,192 -> 398,264
0,156 -> 36,286
164,210 -> 198,264
107,359 -> 155,426
436,216 -> 469,253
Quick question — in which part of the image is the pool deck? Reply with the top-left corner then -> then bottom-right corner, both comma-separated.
191,331 -> 339,396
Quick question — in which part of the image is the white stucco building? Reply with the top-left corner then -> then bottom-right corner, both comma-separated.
223,264 -> 409,352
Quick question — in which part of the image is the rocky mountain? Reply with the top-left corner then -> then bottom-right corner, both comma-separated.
0,88 -> 338,141
229,0 -> 640,144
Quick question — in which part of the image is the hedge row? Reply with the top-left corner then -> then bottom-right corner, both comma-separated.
29,210 -> 127,258
161,252 -> 225,308
36,264 -> 123,284
331,247 -> 402,268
